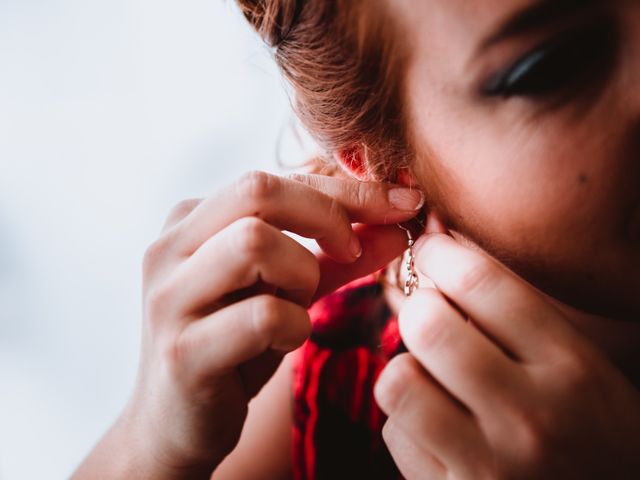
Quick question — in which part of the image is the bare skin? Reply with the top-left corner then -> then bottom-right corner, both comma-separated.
71,173 -> 423,479
376,0 -> 640,477
74,0 -> 640,478
395,0 -> 640,323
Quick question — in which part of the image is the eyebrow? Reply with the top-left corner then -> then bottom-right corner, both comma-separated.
481,0 -> 600,50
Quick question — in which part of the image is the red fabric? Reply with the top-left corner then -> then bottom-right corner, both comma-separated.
292,273 -> 405,479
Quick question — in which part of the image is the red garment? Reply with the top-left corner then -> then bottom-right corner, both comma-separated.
292,273 -> 405,479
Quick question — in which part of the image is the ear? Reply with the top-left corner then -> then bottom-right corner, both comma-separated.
394,167 -> 417,188
333,146 -> 369,180
333,146 -> 418,187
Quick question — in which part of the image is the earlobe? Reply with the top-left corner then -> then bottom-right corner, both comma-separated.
334,146 -> 418,187
334,147 -> 419,188
394,167 -> 418,188
333,146 -> 369,180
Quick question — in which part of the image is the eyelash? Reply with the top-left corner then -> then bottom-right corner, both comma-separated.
482,18 -> 619,99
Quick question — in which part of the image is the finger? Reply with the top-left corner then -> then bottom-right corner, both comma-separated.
381,420 -> 447,480
238,349 -> 284,399
177,171 -> 424,262
313,223 -> 408,302
161,198 -> 203,232
166,217 -> 320,316
174,295 -> 310,381
143,199 -> 204,283
398,288 -> 528,423
414,233 -> 578,362
287,173 -> 425,224
375,353 -> 489,478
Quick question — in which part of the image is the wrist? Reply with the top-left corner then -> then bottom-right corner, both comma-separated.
73,406 -> 219,480
119,403 -> 220,480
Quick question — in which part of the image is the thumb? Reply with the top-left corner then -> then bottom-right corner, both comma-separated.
313,224 -> 408,303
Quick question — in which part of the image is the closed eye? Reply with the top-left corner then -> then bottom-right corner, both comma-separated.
481,17 -> 618,100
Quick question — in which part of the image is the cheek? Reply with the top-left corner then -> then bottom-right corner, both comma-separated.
413,109 -> 608,256
409,91 -> 640,316
402,1 -> 640,316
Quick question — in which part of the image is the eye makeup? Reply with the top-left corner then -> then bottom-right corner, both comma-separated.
481,16 -> 618,100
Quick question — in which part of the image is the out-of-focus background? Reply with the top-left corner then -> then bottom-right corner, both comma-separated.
0,1 -> 307,478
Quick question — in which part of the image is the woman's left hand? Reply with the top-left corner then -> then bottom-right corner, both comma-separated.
374,233 -> 640,480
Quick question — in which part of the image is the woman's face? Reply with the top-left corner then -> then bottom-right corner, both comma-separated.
392,0 -> 640,321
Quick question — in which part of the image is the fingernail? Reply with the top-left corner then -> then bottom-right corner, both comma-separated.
349,233 -> 363,259
388,188 -> 425,211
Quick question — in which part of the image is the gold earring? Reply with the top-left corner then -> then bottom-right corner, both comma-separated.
398,224 -> 419,296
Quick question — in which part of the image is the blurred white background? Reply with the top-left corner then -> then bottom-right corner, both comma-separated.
0,1 -> 305,478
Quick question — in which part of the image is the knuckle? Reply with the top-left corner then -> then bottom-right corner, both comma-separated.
514,419 -> 549,469
381,420 -> 397,446
238,170 -> 278,208
352,180 -> 372,208
286,173 -> 325,193
408,286 -> 443,309
165,331 -> 209,390
501,403 -> 556,470
168,198 -> 201,223
325,197 -> 349,230
412,307 -> 452,353
234,217 -> 272,258
286,172 -> 310,185
375,354 -> 417,413
401,288 -> 447,343
165,332 -> 189,382
278,306 -> 312,351
555,352 -> 592,396
144,280 -> 175,323
454,258 -> 498,297
250,295 -> 285,338
142,237 -> 172,277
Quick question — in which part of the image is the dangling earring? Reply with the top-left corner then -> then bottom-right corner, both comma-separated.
398,224 -> 419,296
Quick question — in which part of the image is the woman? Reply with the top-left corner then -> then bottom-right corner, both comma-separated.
74,0 -> 640,478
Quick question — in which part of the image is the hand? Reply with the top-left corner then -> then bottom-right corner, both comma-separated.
93,172 -> 424,478
374,233 -> 640,479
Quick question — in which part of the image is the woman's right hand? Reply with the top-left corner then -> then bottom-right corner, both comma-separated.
80,172 -> 424,479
